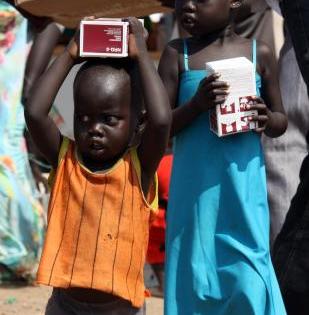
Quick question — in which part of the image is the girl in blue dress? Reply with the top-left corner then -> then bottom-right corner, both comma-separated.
159,1 -> 288,314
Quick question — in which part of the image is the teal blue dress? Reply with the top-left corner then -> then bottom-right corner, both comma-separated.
165,40 -> 286,315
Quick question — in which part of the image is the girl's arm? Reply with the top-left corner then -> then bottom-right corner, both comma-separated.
24,35 -> 79,168
250,42 -> 288,138
128,18 -> 172,195
159,42 -> 229,137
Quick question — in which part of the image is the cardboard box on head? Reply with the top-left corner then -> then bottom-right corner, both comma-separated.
80,18 -> 144,58
80,19 -> 130,58
13,0 -> 173,28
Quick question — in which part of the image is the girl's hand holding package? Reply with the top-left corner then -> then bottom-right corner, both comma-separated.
247,96 -> 270,133
191,73 -> 229,113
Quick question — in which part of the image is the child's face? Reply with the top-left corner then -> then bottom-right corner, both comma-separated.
176,0 -> 235,36
73,70 -> 135,168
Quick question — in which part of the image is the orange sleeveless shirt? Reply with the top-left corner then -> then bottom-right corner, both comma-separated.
36,139 -> 158,308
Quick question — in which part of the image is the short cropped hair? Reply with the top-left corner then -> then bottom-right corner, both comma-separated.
74,58 -> 144,116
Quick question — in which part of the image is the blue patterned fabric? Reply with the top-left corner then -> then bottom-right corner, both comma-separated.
0,2 -> 44,282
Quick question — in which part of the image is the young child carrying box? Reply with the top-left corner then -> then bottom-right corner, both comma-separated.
25,17 -> 171,315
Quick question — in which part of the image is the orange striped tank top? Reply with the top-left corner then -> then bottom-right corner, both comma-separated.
37,138 -> 158,308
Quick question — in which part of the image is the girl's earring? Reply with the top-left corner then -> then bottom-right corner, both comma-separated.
231,1 -> 242,9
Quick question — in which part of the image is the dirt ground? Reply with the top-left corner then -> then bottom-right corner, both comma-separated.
0,286 -> 163,315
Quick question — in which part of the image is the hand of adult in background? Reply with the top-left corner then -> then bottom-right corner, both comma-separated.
191,73 -> 229,113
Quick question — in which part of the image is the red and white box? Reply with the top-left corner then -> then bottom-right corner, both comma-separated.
80,18 -> 129,58
206,57 -> 258,137
209,96 -> 258,137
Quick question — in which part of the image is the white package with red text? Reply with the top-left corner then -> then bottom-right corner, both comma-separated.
206,57 -> 258,137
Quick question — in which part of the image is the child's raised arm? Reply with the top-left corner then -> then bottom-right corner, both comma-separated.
24,32 -> 80,169
127,17 -> 171,195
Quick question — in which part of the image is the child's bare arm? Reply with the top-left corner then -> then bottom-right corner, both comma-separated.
159,41 -> 229,137
158,41 -> 179,111
24,34 -> 79,168
249,42 -> 288,138
128,17 -> 171,195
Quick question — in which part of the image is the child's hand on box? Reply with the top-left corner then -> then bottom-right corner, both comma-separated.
190,73 -> 229,113
66,16 -> 95,63
65,29 -> 82,63
247,96 -> 270,133
127,17 -> 148,59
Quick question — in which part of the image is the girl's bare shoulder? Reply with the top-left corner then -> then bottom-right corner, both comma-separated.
159,38 -> 184,75
164,38 -> 185,55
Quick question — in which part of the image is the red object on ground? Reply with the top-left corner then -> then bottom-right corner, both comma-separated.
147,154 -> 173,264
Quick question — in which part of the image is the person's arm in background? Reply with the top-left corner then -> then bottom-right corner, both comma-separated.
23,23 -> 63,191
22,22 -> 63,104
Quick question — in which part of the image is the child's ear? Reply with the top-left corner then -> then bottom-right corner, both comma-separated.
230,0 -> 242,9
129,110 -> 147,148
136,110 -> 147,137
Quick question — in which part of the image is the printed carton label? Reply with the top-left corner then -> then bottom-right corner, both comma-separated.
210,95 -> 258,137
83,24 -> 124,54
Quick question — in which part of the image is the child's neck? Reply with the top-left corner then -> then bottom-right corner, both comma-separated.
77,149 -> 127,173
194,24 -> 237,47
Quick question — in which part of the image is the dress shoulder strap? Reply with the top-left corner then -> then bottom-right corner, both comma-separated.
183,39 -> 189,71
252,39 -> 257,70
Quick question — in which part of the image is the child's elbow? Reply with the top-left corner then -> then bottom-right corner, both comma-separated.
153,109 -> 172,131
281,117 -> 288,135
265,114 -> 288,138
24,105 -> 43,125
